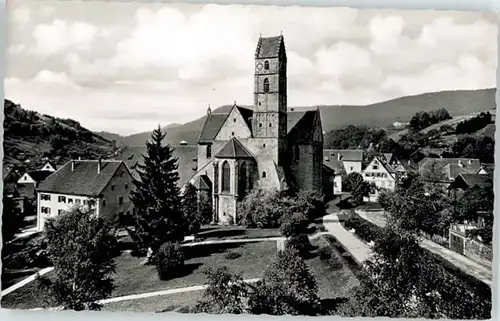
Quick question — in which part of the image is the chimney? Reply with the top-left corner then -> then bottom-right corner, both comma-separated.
98,158 -> 102,174
337,153 -> 341,161
78,156 -> 82,161
71,160 -> 75,171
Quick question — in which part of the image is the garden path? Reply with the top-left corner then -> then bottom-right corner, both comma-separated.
355,208 -> 492,287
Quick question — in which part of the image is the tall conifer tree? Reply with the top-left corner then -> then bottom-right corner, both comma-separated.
129,126 -> 184,255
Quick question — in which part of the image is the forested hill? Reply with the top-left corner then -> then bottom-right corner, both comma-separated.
3,99 -> 119,176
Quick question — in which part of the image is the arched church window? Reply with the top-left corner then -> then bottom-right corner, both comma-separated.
262,171 -> 267,178
222,161 -> 230,193
239,162 -> 247,197
295,145 -> 300,161
264,60 -> 269,70
263,78 -> 269,93
207,145 -> 212,158
269,123 -> 272,127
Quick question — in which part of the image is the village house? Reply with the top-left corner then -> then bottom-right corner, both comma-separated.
323,149 -> 363,175
362,155 -> 397,201
322,150 -> 346,196
418,157 -> 482,184
35,159 -> 134,231
186,34 -> 324,225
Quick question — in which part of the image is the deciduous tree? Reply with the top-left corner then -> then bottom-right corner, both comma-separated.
38,208 -> 117,311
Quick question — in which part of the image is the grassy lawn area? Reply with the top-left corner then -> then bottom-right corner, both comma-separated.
306,236 -> 360,300
1,240 -> 277,310
102,290 -> 203,313
197,226 -> 281,240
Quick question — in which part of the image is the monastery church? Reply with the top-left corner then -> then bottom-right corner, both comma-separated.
187,34 -> 324,225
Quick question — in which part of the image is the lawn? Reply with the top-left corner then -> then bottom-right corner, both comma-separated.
1,240 -> 277,310
197,226 -> 281,241
102,290 -> 203,313
306,236 -> 360,300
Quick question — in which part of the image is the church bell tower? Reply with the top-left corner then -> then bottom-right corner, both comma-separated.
252,34 -> 287,164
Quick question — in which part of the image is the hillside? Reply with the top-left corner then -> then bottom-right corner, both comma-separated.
389,109 -> 497,141
3,99 -> 118,176
113,88 -> 495,147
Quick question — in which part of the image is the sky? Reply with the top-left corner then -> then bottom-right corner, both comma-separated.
4,1 -> 498,135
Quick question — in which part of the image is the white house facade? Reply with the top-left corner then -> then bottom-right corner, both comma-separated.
362,156 -> 397,201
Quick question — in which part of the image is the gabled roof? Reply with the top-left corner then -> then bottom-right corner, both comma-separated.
419,157 -> 481,180
478,163 -> 495,174
25,170 -> 53,182
192,175 -> 212,191
322,150 -> 346,175
237,106 -> 254,132
197,113 -> 228,144
287,110 -> 320,143
37,160 -> 126,196
451,173 -> 493,189
323,149 -> 363,162
255,35 -> 284,59
215,138 -> 254,159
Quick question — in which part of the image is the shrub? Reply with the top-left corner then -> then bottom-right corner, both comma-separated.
279,212 -> 309,238
286,233 -> 311,258
238,189 -> 291,228
248,247 -> 320,315
157,242 -> 185,281
224,252 -> 241,260
344,216 -> 382,243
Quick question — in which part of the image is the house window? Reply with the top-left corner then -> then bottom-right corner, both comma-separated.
68,198 -> 74,204
262,171 -> 267,178
263,143 -> 266,148
58,210 -> 65,215
118,197 -> 124,205
258,102 -> 261,106
89,200 -> 96,207
263,78 -> 269,93
58,196 -> 66,203
231,131 -> 235,136
222,161 -> 230,193
269,123 -> 272,127
350,167 -> 354,171
41,207 -> 51,214
75,199 -> 81,205
41,194 -> 51,201
103,200 -> 107,207
125,184 -> 129,190
259,123 -> 263,128
264,60 -> 269,70
207,145 -> 212,158
373,165 -> 379,170
111,185 -> 115,191
233,118 -> 236,122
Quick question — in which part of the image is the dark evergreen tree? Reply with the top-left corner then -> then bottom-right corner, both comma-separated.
128,126 -> 184,256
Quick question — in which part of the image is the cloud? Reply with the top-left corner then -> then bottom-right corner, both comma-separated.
4,3 -> 497,134
32,20 -> 98,56
11,6 -> 30,26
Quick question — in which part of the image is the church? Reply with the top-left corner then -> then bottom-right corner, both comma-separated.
187,34 -> 324,225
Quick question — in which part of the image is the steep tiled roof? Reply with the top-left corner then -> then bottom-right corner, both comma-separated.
197,113 -> 228,144
287,110 -> 319,143
37,160 -> 125,196
322,150 -> 346,175
237,106 -> 254,133
419,158 -> 481,180
324,149 -> 363,162
26,170 -> 53,182
215,138 -> 254,159
456,173 -> 492,189
255,35 -> 284,58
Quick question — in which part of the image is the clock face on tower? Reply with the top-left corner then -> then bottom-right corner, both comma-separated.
256,63 -> 263,71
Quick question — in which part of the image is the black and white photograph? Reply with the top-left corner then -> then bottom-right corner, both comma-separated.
1,0 -> 496,319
